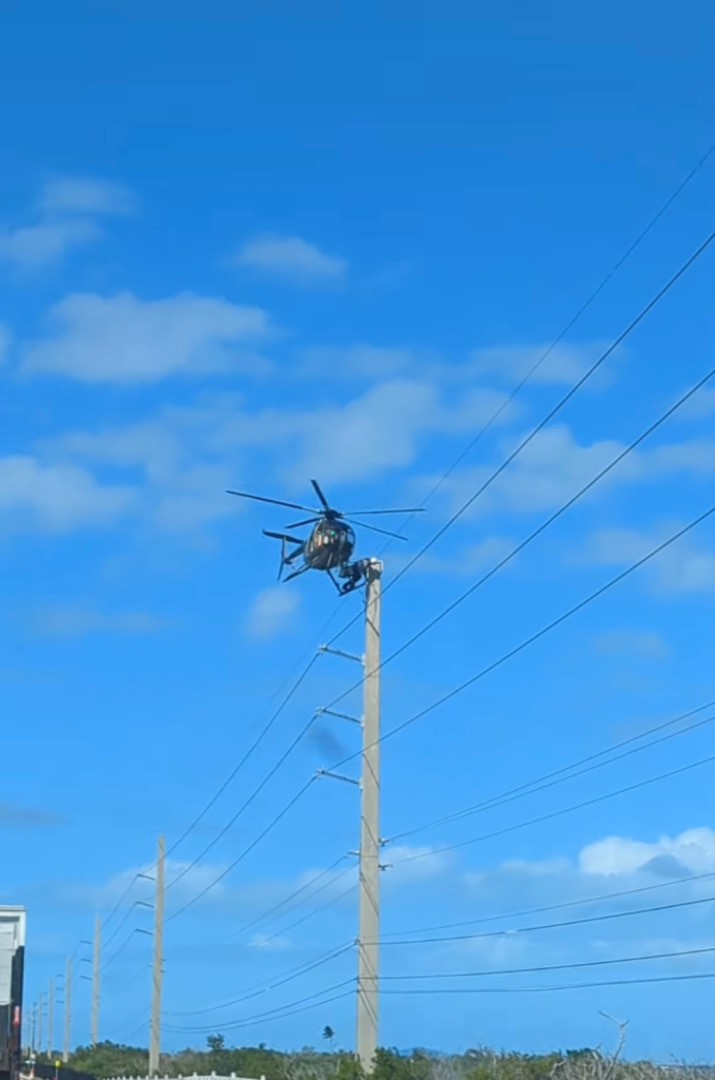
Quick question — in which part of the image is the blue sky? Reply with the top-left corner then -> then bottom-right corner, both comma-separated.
2,0 -> 715,1064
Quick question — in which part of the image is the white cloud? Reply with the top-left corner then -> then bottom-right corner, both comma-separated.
283,379 -> 515,486
580,828 -> 715,877
387,844 -> 453,884
0,174 -> 135,270
0,455 -> 135,533
435,424 -> 630,517
581,524 -> 715,595
0,325 -> 10,364
246,586 -> 301,639
31,607 -> 167,638
436,425 -> 715,522
409,536 -> 517,576
249,933 -> 291,952
39,175 -> 135,217
236,234 -> 347,284
469,342 -> 614,387
47,378 -> 518,529
299,344 -> 415,379
593,629 -> 668,660
23,291 -> 269,383
68,858 -> 227,911
0,219 -> 100,269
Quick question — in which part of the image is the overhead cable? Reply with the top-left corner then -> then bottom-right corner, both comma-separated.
386,748 -> 715,871
326,216 -> 715,650
376,892 -> 715,947
381,868 -> 715,940
380,943 -> 715,981
389,704 -> 715,841
166,942 -> 354,1017
328,502 -> 715,773
166,778 -> 317,923
383,972 -> 715,995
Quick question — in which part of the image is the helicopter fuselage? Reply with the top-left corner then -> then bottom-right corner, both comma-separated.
304,518 -> 356,572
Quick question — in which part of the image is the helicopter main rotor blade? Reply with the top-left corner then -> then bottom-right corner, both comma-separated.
263,530 -> 304,545
286,517 -> 321,529
345,518 -> 408,541
227,489 -> 320,515
310,479 -> 332,513
344,507 -> 426,516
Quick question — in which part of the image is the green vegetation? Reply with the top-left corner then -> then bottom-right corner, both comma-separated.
35,1039 -> 713,1080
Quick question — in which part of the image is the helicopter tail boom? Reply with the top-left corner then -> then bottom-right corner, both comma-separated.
262,530 -> 305,580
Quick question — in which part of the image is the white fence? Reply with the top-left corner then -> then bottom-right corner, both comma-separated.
106,1075 -> 265,1080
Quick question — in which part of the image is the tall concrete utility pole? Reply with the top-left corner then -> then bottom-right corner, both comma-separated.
91,916 -> 100,1047
63,956 -> 72,1063
47,978 -> 54,1058
149,835 -> 165,1077
356,559 -> 382,1073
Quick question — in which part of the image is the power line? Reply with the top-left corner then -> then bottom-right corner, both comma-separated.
166,942 -> 354,1017
331,502 -> 715,772
389,704 -> 715,842
115,227 -> 715,958
377,892 -> 715,947
387,748 -> 715,870
167,708 -> 321,894
381,869 -> 715,940
220,855 -> 350,945
166,653 -> 322,881
320,297 -> 715,739
381,944 -> 715,981
382,972 -> 715,995
252,879 -> 358,951
325,143 -> 715,650
166,778 -> 317,923
163,980 -> 356,1034
165,505 -> 715,924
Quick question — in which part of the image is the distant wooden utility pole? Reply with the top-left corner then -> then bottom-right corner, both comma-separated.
63,956 -> 72,1063
47,978 -> 54,1058
37,992 -> 44,1056
149,835 -> 165,1077
91,916 -> 100,1047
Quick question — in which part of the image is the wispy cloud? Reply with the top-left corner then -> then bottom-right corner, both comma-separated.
593,628 -> 669,660
580,523 -> 715,595
0,454 -> 135,534
0,174 -> 135,270
31,607 -> 168,638
469,341 -> 618,388
580,827 -> 715,877
23,291 -> 269,383
39,175 -> 136,217
0,325 -> 10,364
235,234 -> 347,285
246,586 -> 301,639
0,803 -> 64,828
0,219 -> 100,269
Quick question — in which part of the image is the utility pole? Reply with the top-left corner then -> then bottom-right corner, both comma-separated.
63,956 -> 72,1063
47,978 -> 53,1058
356,559 -> 381,1073
149,835 -> 165,1078
91,916 -> 100,1047
37,993 -> 44,1057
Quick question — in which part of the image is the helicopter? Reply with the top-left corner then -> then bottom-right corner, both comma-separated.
227,479 -> 424,594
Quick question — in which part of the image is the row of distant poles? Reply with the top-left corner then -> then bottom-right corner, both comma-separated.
26,954 -> 73,1063
32,559 -> 382,1074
